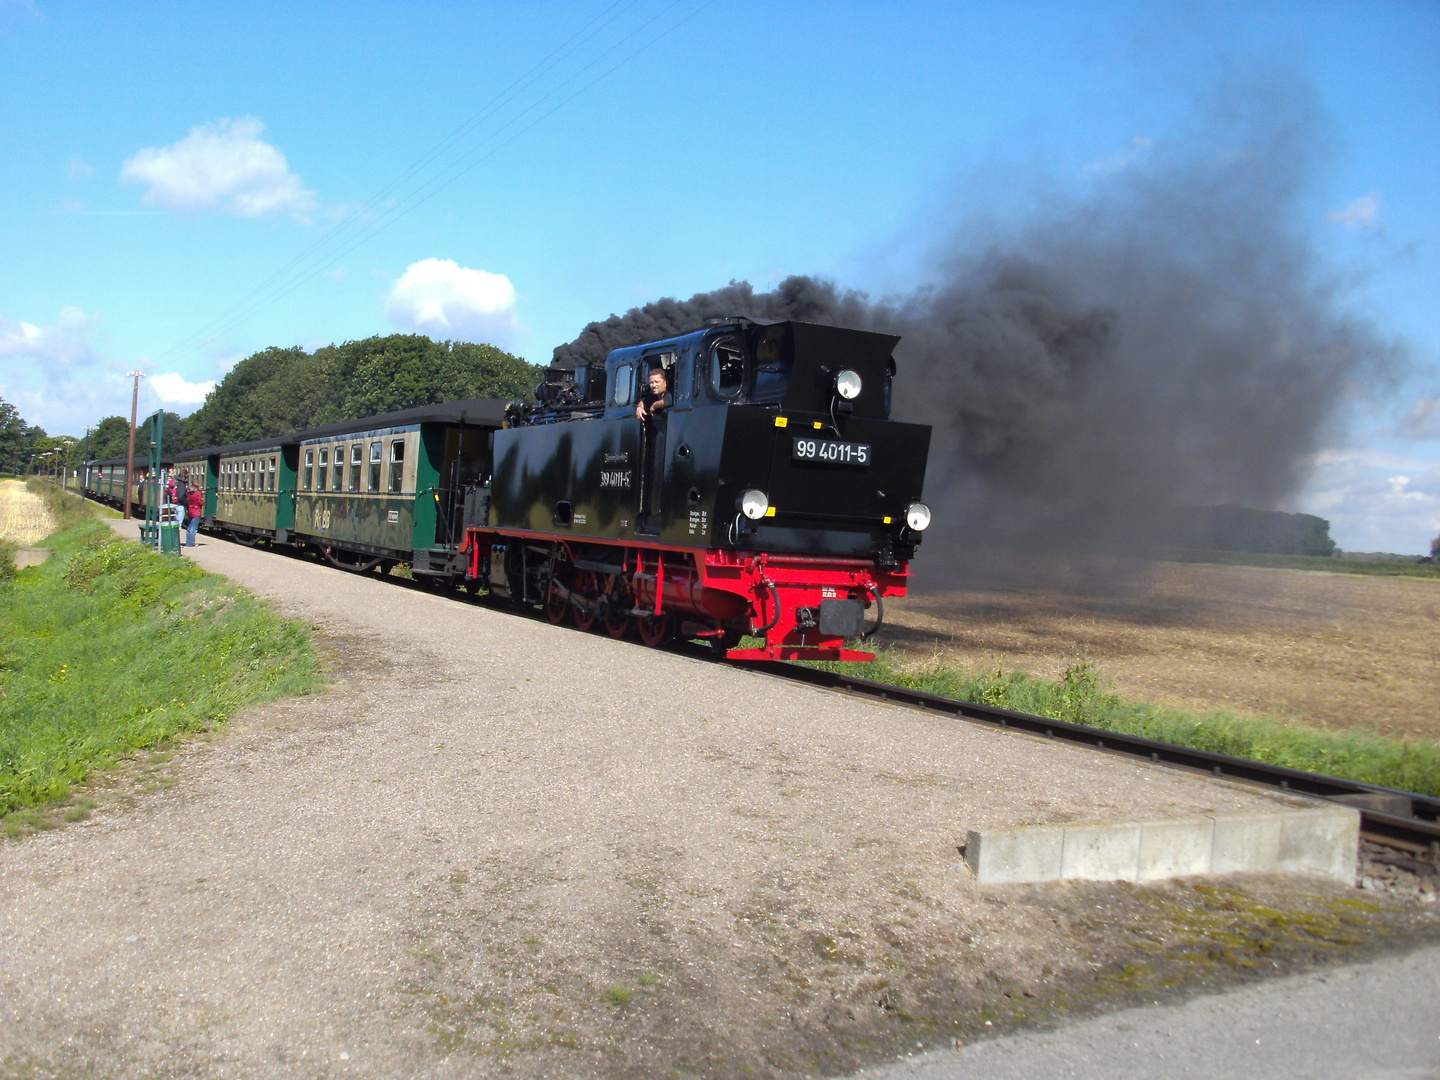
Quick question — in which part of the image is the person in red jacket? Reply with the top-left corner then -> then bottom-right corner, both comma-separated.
185,483 -> 204,547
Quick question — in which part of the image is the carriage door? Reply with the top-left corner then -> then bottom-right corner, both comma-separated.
436,425 -> 489,546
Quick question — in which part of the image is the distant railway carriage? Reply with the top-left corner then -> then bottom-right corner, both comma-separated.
82,456 -> 174,515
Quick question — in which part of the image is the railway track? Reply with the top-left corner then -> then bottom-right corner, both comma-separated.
744,659 -> 1440,868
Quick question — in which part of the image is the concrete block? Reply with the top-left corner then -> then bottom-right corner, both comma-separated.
1138,815 -> 1215,880
964,825 -> 1064,884
1210,811 -> 1284,874
1060,821 -> 1143,881
1277,805 -> 1360,882
14,547 -> 52,569
965,804 -> 1360,886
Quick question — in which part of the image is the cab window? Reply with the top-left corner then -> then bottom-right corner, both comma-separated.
750,326 -> 793,403
611,364 -> 634,407
708,339 -> 745,401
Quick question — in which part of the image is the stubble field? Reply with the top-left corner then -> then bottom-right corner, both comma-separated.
0,479 -> 56,547
882,553 -> 1440,742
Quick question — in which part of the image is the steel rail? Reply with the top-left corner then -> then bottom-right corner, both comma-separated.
746,660 -> 1440,860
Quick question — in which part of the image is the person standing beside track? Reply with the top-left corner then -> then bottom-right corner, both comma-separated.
185,481 -> 203,547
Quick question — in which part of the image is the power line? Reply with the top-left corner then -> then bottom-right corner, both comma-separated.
152,0 -> 715,366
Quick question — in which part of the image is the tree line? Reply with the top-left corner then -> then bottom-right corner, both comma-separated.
4,333 -> 542,468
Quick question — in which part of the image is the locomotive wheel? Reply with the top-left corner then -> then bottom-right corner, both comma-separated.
636,611 -> 671,648
601,574 -> 632,638
571,570 -> 599,632
544,577 -> 569,625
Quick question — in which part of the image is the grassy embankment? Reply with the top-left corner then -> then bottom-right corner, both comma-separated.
810,650 -> 1440,799
1,481 -> 321,835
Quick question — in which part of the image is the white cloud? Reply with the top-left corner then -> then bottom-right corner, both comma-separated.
1294,447 -> 1440,554
120,117 -> 315,218
1328,192 -> 1381,230
1082,136 -> 1154,177
0,308 -> 216,434
149,372 -> 216,408
1398,397 -> 1440,440
0,307 -> 98,368
384,258 -> 520,345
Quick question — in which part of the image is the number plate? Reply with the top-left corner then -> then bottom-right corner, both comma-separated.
792,436 -> 871,466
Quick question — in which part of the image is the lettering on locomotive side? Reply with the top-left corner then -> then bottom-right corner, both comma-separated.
603,452 -> 631,465
600,469 -> 632,488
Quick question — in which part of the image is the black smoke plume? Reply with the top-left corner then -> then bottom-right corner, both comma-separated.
552,78 -> 1403,576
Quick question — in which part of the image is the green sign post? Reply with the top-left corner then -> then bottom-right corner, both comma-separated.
138,410 -> 181,554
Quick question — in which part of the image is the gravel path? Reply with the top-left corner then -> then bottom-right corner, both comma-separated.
1,524 -> 1429,1078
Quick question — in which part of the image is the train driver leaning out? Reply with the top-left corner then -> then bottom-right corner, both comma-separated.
636,366 -> 672,422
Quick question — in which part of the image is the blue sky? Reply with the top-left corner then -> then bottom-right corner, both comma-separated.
1,0 -> 1436,552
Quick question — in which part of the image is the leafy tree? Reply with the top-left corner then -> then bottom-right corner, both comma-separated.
171,334 -> 541,449
84,416 -> 136,461
0,398 -> 27,473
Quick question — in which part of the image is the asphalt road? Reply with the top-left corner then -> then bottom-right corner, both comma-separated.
852,944 -> 1440,1080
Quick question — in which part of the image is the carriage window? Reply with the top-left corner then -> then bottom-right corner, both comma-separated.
388,439 -> 405,494
709,339 -> 745,400
611,364 -> 634,407
368,441 -> 382,493
303,450 -> 313,492
349,444 -> 362,492
318,448 -> 329,491
332,446 -> 344,491
269,456 -> 278,492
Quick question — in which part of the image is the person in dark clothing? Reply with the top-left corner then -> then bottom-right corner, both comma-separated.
636,367 -> 672,421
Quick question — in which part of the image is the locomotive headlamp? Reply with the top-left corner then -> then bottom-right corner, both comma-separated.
740,489 -> 770,521
834,369 -> 863,401
905,501 -> 932,531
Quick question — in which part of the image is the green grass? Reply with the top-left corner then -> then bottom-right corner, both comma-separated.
0,519 -> 322,822
810,650 -> 1440,799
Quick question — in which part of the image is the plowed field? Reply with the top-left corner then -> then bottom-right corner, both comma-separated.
883,554 -> 1440,741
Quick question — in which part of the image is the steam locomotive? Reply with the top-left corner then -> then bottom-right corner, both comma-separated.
86,319 -> 933,662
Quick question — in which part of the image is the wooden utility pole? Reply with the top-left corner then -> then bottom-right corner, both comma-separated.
122,370 -> 142,520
